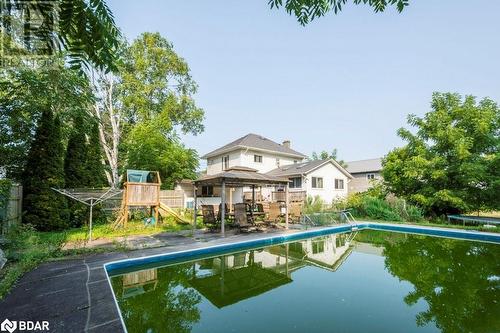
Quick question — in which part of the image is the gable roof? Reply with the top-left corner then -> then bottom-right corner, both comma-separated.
266,159 -> 353,179
345,158 -> 382,174
201,133 -> 306,159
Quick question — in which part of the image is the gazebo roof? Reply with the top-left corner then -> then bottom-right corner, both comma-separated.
194,168 -> 289,186
189,264 -> 292,308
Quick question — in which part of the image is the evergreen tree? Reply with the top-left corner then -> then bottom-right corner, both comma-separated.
64,116 -> 90,188
86,121 -> 108,187
23,110 -> 69,231
64,116 -> 91,227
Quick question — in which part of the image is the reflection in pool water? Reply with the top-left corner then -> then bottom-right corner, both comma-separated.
110,231 -> 500,333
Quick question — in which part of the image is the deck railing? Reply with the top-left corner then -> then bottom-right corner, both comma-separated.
272,190 -> 306,202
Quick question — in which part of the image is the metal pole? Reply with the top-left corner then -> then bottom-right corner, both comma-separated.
285,184 -> 289,230
89,199 -> 93,242
193,185 -> 197,233
221,180 -> 226,236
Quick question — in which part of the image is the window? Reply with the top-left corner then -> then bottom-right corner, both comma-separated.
289,177 -> 302,189
335,179 -> 344,190
254,155 -> 263,163
276,158 -> 280,167
207,159 -> 214,165
367,173 -> 375,180
201,186 -> 213,196
293,160 -> 298,164
312,240 -> 325,254
222,155 -> 229,170
312,177 -> 323,189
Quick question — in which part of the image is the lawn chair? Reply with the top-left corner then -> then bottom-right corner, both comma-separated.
201,205 -> 218,232
217,203 -> 229,222
289,203 -> 303,223
265,202 -> 282,227
234,203 -> 255,232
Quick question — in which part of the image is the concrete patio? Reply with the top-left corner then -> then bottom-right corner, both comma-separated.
0,227 -> 305,333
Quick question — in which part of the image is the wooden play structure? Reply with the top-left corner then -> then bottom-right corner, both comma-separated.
113,169 -> 191,228
113,170 -> 161,228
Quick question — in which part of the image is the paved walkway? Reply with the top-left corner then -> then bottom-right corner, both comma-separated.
0,228 -> 302,333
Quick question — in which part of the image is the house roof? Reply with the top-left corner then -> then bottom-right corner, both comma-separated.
194,169 -> 290,186
266,159 -> 353,179
345,158 -> 382,174
201,133 -> 307,159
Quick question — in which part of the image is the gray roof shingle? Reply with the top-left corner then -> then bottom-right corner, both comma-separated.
266,159 -> 353,179
345,158 -> 382,174
201,133 -> 306,159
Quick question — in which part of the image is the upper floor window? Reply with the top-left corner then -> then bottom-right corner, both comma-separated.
201,185 -> 213,196
222,155 -> 229,170
335,179 -> 344,190
289,177 -> 302,189
367,174 -> 375,180
312,177 -> 323,189
207,158 -> 214,165
254,155 -> 263,163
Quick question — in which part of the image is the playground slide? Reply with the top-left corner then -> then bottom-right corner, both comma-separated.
158,202 -> 192,225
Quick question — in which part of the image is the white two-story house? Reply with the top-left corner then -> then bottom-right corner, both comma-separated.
194,133 -> 352,205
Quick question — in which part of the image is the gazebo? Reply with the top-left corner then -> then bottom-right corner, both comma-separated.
193,166 -> 291,234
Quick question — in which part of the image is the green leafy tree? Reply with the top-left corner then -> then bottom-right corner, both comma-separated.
23,110 -> 69,231
117,32 -> 204,187
119,32 -> 204,136
310,148 -> 347,167
383,93 -> 500,216
126,123 -> 198,189
0,61 -> 93,181
268,0 -> 409,25
1,0 -> 120,72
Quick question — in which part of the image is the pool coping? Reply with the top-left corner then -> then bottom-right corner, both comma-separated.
103,222 -> 500,333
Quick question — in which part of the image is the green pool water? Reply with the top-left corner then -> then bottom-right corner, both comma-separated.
109,231 -> 500,333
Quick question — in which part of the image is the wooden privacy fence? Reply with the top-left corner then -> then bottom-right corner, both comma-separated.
160,190 -> 184,208
272,190 -> 306,203
0,184 -> 22,233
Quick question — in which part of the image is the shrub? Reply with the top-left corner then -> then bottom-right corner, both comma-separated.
304,195 -> 325,214
345,192 -> 424,223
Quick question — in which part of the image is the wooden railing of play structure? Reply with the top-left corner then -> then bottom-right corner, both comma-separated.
126,182 -> 160,206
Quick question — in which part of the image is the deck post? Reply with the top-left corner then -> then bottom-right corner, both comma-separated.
285,184 -> 289,229
221,180 -> 226,235
193,185 -> 197,232
251,185 -> 255,210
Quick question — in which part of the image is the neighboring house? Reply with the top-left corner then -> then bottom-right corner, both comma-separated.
202,133 -> 307,175
267,159 -> 352,203
345,158 -> 383,194
195,133 -> 352,205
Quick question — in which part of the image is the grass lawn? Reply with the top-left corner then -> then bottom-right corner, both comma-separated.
0,217 -> 200,299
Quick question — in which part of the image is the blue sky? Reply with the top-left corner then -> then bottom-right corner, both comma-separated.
107,0 -> 500,165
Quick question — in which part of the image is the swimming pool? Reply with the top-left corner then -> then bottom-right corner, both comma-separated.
107,227 -> 500,333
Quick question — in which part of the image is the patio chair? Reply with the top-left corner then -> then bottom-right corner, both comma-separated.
217,203 -> 229,222
264,202 -> 282,227
201,205 -> 219,232
234,203 -> 255,232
